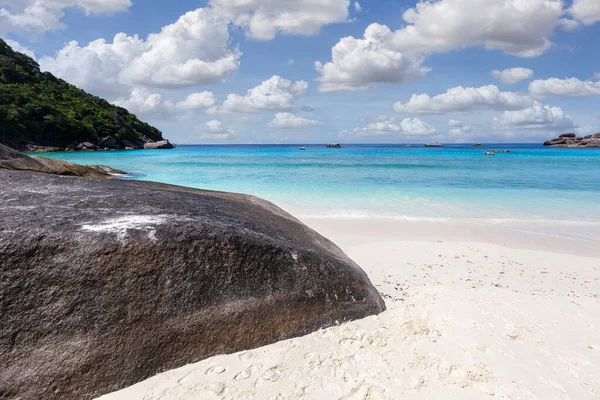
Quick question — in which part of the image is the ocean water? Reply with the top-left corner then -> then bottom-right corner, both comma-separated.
39,144 -> 600,240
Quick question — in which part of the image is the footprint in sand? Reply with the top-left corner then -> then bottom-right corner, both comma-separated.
234,366 -> 257,381
206,382 -> 226,395
205,365 -> 226,375
238,351 -> 256,361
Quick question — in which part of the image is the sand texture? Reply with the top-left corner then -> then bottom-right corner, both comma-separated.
99,221 -> 600,400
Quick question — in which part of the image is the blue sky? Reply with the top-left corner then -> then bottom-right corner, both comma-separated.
1,0 -> 600,144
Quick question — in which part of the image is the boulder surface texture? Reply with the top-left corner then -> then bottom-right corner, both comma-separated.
0,170 -> 385,400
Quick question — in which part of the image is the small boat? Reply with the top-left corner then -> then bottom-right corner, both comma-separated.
493,149 -> 510,153
298,147 -> 307,151
425,142 -> 443,147
473,143 -> 483,147
326,143 -> 341,148
484,150 -> 495,156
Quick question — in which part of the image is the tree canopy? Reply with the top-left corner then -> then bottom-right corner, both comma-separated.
0,39 -> 163,148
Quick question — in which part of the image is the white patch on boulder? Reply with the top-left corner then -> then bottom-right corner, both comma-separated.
81,215 -> 167,242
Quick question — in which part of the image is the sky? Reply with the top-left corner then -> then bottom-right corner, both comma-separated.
1,0 -> 600,144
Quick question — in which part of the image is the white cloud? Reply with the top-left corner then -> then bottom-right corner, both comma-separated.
208,75 -> 308,114
39,8 -> 240,95
529,77 -> 600,98
448,119 -> 472,135
267,112 -> 324,129
570,0 -> 600,26
493,101 -> 576,131
594,72 -> 600,80
0,0 -> 132,36
316,0 -> 563,92
197,120 -> 237,141
112,87 -> 176,120
491,68 -> 534,84
176,92 -> 216,110
315,24 -> 429,92
394,85 -> 533,114
390,0 -> 563,58
344,116 -> 437,137
5,39 -> 36,59
354,1 -> 362,12
208,0 -> 350,40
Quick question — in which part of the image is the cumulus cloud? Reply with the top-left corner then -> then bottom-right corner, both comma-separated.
176,92 -> 216,110
394,85 -> 533,114
315,24 -> 429,92
344,116 -> 437,137
0,0 -> 132,36
208,75 -> 308,114
112,87 -> 176,120
197,120 -> 237,141
39,9 -> 240,96
317,0 -> 563,92
528,77 -> 600,98
491,68 -> 534,84
267,112 -> 324,129
493,101 -> 576,131
5,39 -> 36,59
448,119 -> 472,136
390,0 -> 563,58
570,0 -> 600,26
208,0 -> 350,40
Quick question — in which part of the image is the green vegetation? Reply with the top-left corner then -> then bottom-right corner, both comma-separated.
0,39 -> 163,148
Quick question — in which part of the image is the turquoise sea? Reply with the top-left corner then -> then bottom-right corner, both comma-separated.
39,144 -> 600,240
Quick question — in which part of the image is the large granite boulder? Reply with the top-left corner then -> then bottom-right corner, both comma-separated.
0,144 -> 125,178
143,139 -> 175,149
0,170 -> 385,400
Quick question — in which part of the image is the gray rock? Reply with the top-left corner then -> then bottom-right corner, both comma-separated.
97,136 -> 117,149
77,141 -> 97,151
544,133 -> 600,148
0,144 -> 122,178
0,170 -> 385,400
120,139 -> 143,150
143,140 -> 175,150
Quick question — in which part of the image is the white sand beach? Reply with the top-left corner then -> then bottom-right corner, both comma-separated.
99,218 -> 600,400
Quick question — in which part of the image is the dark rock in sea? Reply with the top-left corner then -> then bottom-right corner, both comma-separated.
544,133 -> 600,148
0,144 -> 125,178
98,136 -> 118,149
77,141 -> 98,151
143,139 -> 175,149
120,139 -> 143,150
0,170 -> 385,400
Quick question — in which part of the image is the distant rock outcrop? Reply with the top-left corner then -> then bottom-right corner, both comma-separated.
0,170 -> 385,400
0,143 -> 125,178
143,139 -> 175,150
544,133 -> 600,148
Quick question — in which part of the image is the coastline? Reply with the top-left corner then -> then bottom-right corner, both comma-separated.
99,216 -> 600,400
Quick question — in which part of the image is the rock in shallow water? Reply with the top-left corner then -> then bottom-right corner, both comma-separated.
0,170 -> 385,400
0,144 -> 126,178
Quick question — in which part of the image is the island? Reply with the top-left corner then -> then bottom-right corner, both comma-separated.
544,132 -> 600,148
0,39 -> 173,152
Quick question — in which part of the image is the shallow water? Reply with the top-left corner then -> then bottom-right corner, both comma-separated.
39,144 -> 600,240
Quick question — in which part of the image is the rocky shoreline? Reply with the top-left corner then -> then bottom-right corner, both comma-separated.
544,132 -> 600,148
16,135 -> 175,153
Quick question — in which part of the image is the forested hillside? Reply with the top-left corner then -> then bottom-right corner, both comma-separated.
0,39 -> 164,149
